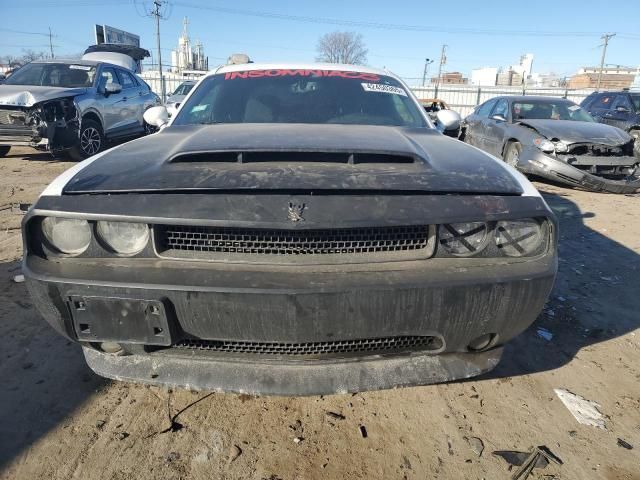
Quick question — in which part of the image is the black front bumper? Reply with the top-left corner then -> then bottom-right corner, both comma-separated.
25,252 -> 555,395
24,192 -> 557,395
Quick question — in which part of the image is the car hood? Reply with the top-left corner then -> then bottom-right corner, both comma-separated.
517,119 -> 631,145
0,85 -> 88,107
62,123 -> 524,195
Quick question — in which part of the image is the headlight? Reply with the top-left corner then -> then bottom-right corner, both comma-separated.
554,141 -> 569,153
41,217 -> 91,255
438,222 -> 489,257
96,221 -> 149,255
533,138 -> 555,153
495,219 -> 544,257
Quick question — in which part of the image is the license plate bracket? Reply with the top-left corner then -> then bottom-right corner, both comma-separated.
68,296 -> 172,346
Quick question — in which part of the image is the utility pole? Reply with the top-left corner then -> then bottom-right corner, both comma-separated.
48,27 -> 54,59
434,45 -> 447,97
596,33 -> 615,92
421,58 -> 433,87
151,0 -> 166,101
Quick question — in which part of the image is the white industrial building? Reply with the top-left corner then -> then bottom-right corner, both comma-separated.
170,17 -> 208,73
471,67 -> 498,86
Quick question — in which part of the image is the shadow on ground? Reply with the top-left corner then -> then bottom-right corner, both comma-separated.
0,259 -> 108,469
485,187 -> 640,379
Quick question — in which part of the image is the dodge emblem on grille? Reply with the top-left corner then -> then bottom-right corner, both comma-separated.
287,202 -> 306,222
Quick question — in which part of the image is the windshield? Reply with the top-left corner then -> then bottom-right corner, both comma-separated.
512,100 -> 594,122
172,69 -> 427,127
631,94 -> 640,112
172,82 -> 195,96
4,63 -> 96,88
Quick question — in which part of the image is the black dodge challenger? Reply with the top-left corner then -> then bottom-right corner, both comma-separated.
22,64 -> 557,395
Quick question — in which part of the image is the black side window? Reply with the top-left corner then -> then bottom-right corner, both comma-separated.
591,94 -> 616,110
611,95 -> 633,111
98,67 -> 117,90
491,99 -> 509,119
476,99 -> 498,117
116,70 -> 137,89
581,93 -> 597,109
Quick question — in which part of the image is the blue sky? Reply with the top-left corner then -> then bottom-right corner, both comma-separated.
1,0 -> 639,83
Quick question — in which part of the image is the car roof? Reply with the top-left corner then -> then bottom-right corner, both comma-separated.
495,95 -> 575,103
209,62 -> 398,80
31,59 -> 102,67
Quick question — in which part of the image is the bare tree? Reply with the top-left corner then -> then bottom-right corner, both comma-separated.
21,49 -> 46,63
3,55 -> 20,68
316,31 -> 368,65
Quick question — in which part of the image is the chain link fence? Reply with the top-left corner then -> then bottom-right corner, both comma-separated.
140,74 -> 595,117
411,85 -> 595,117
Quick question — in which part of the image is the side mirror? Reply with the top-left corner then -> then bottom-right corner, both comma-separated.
490,113 -> 507,122
615,106 -> 630,113
435,110 -> 461,132
144,105 -> 169,128
104,83 -> 122,96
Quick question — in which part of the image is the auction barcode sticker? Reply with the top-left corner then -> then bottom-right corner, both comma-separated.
361,83 -> 407,96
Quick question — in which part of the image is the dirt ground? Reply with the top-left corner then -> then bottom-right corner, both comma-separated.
0,146 -> 638,480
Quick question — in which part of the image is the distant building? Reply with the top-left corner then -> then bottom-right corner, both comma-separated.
432,72 -> 468,85
527,72 -> 562,88
170,17 -> 208,73
631,70 -> 640,91
568,66 -> 636,89
471,67 -> 498,86
496,69 -> 523,86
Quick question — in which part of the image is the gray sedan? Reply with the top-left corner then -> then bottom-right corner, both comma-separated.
462,96 -> 639,193
165,80 -> 196,117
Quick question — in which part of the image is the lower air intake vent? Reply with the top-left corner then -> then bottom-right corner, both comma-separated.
173,336 -> 444,356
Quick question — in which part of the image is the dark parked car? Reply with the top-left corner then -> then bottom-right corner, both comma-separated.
580,90 -> 640,155
23,64 -> 557,395
462,96 -> 639,194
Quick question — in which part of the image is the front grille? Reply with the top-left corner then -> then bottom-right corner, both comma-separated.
156,224 -> 434,263
0,108 -> 26,126
172,336 -> 443,356
568,142 -> 634,157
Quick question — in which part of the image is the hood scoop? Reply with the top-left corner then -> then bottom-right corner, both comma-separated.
170,151 -> 415,164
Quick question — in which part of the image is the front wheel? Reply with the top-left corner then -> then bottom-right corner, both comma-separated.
630,129 -> 639,157
0,146 -> 10,158
68,119 -> 104,161
504,142 -> 522,168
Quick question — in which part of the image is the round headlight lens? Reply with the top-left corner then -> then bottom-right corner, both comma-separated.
533,138 -> 555,153
97,221 -> 149,255
496,219 -> 544,257
41,217 -> 91,255
438,222 -> 489,257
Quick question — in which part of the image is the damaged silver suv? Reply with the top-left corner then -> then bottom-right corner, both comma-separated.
0,60 -> 159,160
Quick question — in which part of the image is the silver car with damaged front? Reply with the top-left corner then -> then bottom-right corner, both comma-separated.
462,96 -> 639,194
0,60 -> 159,161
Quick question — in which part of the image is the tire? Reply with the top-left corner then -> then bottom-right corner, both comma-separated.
630,129 -> 640,157
504,141 -> 522,168
0,146 -> 10,158
68,119 -> 104,161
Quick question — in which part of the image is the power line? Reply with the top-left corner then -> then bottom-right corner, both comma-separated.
172,2 -> 634,38
0,27 -> 52,37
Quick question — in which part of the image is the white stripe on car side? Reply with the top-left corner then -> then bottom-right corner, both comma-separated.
41,147 -> 115,197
